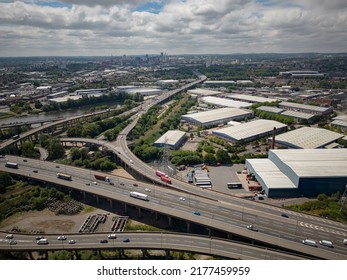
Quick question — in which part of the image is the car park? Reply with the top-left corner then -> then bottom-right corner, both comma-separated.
57,235 -> 67,241
9,240 -> 17,245
5,234 -> 14,239
68,240 -> 76,244
100,239 -> 108,243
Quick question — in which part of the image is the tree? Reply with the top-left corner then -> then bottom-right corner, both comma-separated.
0,172 -> 13,193
47,138 -> 65,160
204,153 -> 216,165
216,149 -> 231,164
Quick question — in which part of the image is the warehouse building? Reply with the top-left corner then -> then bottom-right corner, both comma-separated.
279,101 -> 333,115
181,108 -> 253,128
229,93 -> 278,104
187,88 -> 222,96
331,115 -> 347,132
273,127 -> 344,149
212,119 -> 287,143
246,149 -> 347,198
200,96 -> 253,108
153,130 -> 187,149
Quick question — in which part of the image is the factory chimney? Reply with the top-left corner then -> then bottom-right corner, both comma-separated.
270,127 -> 276,149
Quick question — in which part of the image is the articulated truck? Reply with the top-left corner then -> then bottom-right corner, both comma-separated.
94,174 -> 110,182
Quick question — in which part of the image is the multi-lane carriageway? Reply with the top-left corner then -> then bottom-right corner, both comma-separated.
1,155 -> 347,260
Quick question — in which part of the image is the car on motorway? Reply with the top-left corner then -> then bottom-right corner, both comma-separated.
123,237 -> 130,243
5,234 -> 14,239
93,181 -> 98,185
193,210 -> 201,216
9,240 -> 17,245
56,165 -> 60,168
57,235 -> 67,241
179,197 -> 186,201
86,183 -> 90,186
109,182 -> 115,186
344,239 -> 347,245
302,239 -> 317,247
100,239 -> 108,243
120,183 -> 124,186
108,234 -> 117,239
23,159 -> 27,162
133,183 -> 138,187
246,224 -> 258,231
319,240 -> 333,248
145,188 -> 151,192
281,213 -> 289,218
35,235 -> 44,240
68,240 -> 76,244
33,170 -> 38,173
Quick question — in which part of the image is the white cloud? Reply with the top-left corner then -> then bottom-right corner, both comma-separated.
0,0 -> 346,56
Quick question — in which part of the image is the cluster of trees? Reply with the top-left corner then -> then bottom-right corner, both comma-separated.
287,192 -> 347,222
62,147 -> 116,171
0,172 -> 13,194
0,184 -> 67,222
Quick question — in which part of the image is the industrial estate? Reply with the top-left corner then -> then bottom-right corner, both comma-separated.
0,53 -> 346,260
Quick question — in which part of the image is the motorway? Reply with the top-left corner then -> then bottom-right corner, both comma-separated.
0,231 -> 305,260
1,155 -> 347,259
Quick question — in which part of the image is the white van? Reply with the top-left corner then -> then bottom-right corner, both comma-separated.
37,238 -> 49,245
319,240 -> 333,248
302,239 -> 317,247
108,234 -> 117,239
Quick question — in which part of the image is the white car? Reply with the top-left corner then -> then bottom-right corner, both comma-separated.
179,197 -> 186,201
57,235 -> 67,241
145,188 -> 151,192
5,234 -> 14,239
93,181 -> 97,185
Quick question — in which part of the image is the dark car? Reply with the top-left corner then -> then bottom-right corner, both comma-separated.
281,213 -> 289,218
33,170 -> 38,173
35,235 -> 44,240
133,183 -> 138,187
109,182 -> 115,185
100,239 -> 108,243
123,237 -> 130,243
193,210 -> 201,216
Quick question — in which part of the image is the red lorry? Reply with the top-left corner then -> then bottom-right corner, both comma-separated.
161,176 -> 172,184
94,174 -> 110,182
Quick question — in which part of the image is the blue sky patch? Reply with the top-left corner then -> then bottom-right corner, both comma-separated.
134,1 -> 166,14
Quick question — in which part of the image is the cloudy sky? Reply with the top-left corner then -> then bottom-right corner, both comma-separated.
0,0 -> 346,56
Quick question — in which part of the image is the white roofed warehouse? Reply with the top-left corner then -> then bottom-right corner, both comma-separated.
246,149 -> 347,198
181,107 -> 253,128
273,127 -> 344,149
154,130 -> 187,149
212,119 -> 287,144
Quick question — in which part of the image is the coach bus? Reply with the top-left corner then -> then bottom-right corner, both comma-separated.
57,173 -> 72,181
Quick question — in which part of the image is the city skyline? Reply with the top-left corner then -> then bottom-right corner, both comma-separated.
0,0 -> 347,57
